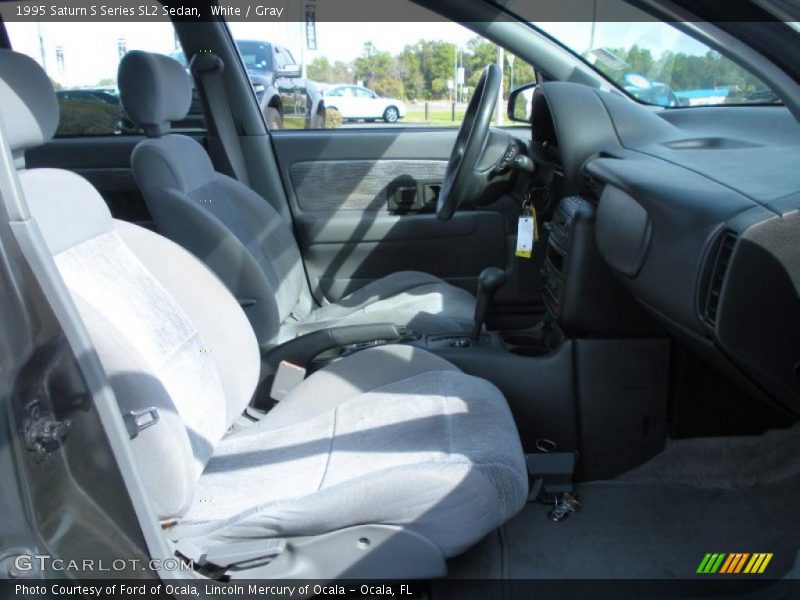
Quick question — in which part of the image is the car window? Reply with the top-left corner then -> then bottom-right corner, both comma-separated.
170,49 -> 188,68
5,22 -> 205,136
237,40 -> 272,71
283,49 -> 297,66
227,12 -> 536,131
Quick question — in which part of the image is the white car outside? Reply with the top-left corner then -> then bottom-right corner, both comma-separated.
323,85 -> 406,123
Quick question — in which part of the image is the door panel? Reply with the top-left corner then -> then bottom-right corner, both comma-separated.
25,136 -> 151,227
25,133 -> 206,229
298,211 -> 506,300
271,129 -> 509,303
290,159 -> 446,212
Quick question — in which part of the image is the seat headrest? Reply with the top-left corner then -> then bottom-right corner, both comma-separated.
0,49 -> 59,157
118,51 -> 192,137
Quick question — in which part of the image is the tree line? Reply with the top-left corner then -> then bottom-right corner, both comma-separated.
308,37 -> 536,101
592,45 -> 768,100
310,38 -> 771,103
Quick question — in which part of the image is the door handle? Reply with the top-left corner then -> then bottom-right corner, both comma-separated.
391,186 -> 417,214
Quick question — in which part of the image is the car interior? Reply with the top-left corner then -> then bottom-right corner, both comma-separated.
0,0 -> 799,593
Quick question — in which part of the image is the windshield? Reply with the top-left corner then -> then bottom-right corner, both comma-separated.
534,20 -> 781,107
236,40 -> 272,72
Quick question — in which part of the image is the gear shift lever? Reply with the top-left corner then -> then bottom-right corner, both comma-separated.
471,267 -> 508,340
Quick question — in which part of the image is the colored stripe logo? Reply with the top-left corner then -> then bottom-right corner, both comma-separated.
697,553 -> 773,574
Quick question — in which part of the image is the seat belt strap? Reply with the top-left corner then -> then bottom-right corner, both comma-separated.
190,52 -> 250,186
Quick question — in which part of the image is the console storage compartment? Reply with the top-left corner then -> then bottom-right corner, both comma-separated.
412,331 -> 671,480
575,338 -> 671,480
412,332 -> 579,455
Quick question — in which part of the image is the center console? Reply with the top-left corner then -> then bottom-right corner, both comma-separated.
543,196 -> 657,336
272,196 -> 673,482
408,196 -> 671,481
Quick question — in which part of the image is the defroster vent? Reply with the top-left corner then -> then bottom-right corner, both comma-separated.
702,231 -> 737,326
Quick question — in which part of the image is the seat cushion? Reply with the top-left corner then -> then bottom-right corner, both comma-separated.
176,345 -> 528,557
283,271 -> 475,341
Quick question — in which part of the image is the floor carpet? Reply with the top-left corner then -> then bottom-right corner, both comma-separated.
439,425 -> 800,596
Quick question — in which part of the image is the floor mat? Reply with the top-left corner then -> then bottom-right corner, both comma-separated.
617,424 -> 800,489
500,475 -> 800,580
445,426 -> 800,584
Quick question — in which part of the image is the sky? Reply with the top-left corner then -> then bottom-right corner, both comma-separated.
6,18 -> 709,88
228,21 -> 479,63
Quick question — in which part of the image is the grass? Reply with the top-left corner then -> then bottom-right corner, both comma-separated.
403,105 -> 466,127
280,116 -> 309,130
274,105 -> 467,130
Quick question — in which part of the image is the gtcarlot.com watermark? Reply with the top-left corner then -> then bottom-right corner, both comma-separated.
12,553 -> 193,573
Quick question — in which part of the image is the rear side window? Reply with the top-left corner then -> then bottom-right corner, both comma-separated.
5,22 -> 206,137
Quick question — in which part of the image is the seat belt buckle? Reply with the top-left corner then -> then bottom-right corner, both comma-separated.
123,407 -> 159,439
270,361 -> 307,401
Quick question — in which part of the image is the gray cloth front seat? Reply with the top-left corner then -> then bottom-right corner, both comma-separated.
0,49 -> 528,577
116,51 -> 475,347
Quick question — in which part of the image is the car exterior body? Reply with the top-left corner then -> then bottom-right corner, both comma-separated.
323,85 -> 406,123
55,88 -> 120,105
235,39 -> 325,129
172,40 -> 325,130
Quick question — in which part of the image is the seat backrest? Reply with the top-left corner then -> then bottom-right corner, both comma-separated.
0,49 -> 260,518
118,51 -> 308,345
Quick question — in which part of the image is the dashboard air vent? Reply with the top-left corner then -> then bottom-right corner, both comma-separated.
703,231 -> 737,326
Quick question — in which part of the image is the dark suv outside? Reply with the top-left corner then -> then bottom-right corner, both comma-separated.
173,40 -> 325,130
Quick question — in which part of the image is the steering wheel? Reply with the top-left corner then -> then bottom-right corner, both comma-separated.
437,64 -> 503,221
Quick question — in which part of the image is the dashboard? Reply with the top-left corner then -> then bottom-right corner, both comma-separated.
529,82 -> 800,412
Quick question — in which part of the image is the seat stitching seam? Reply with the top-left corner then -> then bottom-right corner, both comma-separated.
316,406 -> 338,492
240,370 -> 458,438
182,459 -> 519,534
470,462 -> 522,527
160,330 -> 203,365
